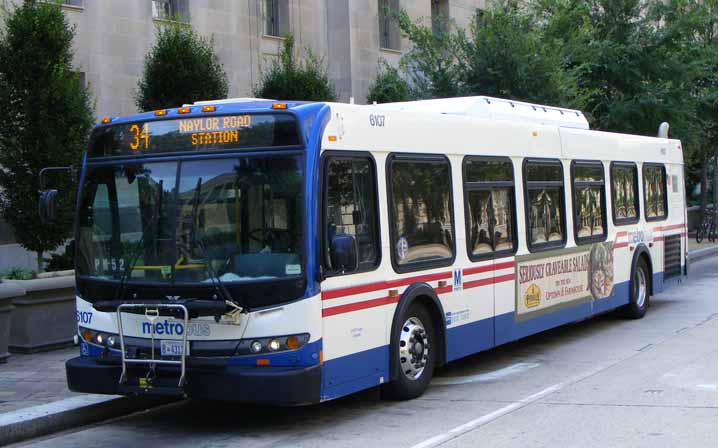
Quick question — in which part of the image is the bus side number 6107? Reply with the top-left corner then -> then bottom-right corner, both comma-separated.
369,114 -> 386,127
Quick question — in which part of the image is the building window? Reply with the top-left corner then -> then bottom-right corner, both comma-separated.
572,161 -> 606,244
62,0 -> 83,7
324,154 -> 380,273
264,0 -> 289,37
524,159 -> 565,251
388,155 -> 454,271
431,0 -> 449,35
610,162 -> 639,225
643,163 -> 667,221
152,0 -> 190,23
378,0 -> 400,50
463,157 -> 516,259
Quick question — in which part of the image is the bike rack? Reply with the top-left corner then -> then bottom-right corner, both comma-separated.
117,303 -> 189,389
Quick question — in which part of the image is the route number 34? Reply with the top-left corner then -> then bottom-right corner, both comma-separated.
369,114 -> 386,127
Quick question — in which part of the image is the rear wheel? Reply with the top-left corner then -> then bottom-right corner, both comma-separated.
622,258 -> 649,319
382,303 -> 436,400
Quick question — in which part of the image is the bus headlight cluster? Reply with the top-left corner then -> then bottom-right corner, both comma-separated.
237,333 -> 310,356
80,327 -> 118,349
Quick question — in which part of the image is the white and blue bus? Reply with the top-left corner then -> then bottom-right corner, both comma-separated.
50,96 -> 686,405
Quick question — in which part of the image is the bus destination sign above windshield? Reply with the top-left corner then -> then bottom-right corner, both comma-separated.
89,113 -> 300,157
177,115 -> 251,146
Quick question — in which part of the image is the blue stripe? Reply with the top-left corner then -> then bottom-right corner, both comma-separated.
321,345 -> 389,400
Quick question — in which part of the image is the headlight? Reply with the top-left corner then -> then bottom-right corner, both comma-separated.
236,333 -> 310,356
79,327 -> 118,350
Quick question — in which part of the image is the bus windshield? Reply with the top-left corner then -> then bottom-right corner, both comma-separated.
76,154 -> 305,289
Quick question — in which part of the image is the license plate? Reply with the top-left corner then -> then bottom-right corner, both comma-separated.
160,340 -> 188,357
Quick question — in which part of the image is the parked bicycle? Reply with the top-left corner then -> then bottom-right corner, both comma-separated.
696,207 -> 717,243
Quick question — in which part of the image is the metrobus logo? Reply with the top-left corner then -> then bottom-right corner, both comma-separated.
141,321 -> 211,337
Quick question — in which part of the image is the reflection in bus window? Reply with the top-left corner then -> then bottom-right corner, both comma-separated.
644,164 -> 666,220
463,157 -> 515,258
611,163 -> 639,223
573,162 -> 606,243
390,158 -> 454,267
525,160 -> 564,249
325,156 -> 379,270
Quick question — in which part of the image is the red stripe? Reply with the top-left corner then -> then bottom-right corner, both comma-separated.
322,296 -> 399,317
436,285 -> 453,295
616,231 -> 628,238
464,273 -> 515,290
653,223 -> 685,232
462,260 -> 515,276
322,271 -> 452,300
614,242 -> 629,249
654,236 -> 664,242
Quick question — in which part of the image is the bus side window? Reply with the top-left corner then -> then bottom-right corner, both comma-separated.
463,157 -> 516,259
388,155 -> 455,271
643,163 -> 667,221
524,159 -> 566,251
324,155 -> 380,274
572,161 -> 607,244
610,162 -> 639,225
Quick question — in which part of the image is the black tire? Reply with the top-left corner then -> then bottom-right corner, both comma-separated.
621,257 -> 650,319
696,228 -> 704,244
381,303 -> 436,400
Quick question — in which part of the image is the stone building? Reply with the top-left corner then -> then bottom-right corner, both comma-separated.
0,0 -> 485,270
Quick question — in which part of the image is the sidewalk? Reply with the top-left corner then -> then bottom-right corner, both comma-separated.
0,347 -> 81,414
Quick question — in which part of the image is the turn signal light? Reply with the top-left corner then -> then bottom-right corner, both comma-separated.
82,329 -> 93,342
178,107 -> 191,114
256,359 -> 271,366
154,109 -> 167,116
101,117 -> 111,124
272,103 -> 288,110
328,135 -> 337,142
201,105 -> 216,112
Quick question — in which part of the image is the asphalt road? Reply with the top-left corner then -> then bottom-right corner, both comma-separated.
17,258 -> 718,448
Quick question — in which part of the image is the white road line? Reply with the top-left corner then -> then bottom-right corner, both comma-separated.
414,361 -> 626,448
432,362 -> 540,386
411,383 -> 564,448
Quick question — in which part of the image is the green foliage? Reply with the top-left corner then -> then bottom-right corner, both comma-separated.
0,1 -> 93,269
366,62 -> 411,104
254,36 -> 336,101
136,24 -> 228,111
1,267 -> 36,281
393,1 -> 575,105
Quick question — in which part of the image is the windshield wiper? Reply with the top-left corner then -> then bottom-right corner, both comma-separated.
189,177 -> 244,312
114,179 -> 163,302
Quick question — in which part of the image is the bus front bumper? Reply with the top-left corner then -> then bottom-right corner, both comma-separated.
66,356 -> 322,406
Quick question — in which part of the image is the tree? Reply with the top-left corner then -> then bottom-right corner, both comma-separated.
0,0 -> 93,271
254,35 -> 336,101
136,24 -> 228,111
366,62 -> 411,104
394,1 -> 574,105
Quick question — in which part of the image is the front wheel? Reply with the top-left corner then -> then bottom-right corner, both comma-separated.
621,258 -> 649,319
381,304 -> 436,400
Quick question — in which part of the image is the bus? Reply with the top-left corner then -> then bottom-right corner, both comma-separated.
42,96 -> 687,405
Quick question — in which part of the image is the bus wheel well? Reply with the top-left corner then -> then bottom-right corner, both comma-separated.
412,294 -> 447,367
638,252 -> 654,295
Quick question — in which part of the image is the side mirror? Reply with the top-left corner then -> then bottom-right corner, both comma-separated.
39,189 -> 59,224
330,234 -> 358,273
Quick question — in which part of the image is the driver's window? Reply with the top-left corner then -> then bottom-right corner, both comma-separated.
324,154 -> 380,273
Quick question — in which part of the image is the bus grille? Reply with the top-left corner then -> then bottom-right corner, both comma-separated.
664,234 -> 682,279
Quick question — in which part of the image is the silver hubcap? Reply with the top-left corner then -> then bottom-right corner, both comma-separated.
399,317 -> 429,380
636,267 -> 647,308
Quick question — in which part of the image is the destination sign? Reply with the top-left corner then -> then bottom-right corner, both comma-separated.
89,113 -> 300,157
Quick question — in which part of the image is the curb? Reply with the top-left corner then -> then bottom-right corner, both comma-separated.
0,395 -> 175,446
688,246 -> 718,264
